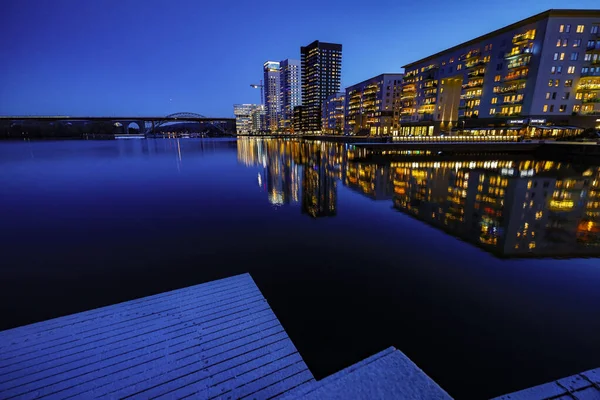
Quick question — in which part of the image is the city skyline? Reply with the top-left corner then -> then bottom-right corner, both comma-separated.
2,0 -> 599,117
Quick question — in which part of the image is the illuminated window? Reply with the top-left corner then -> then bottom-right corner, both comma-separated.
553,52 -> 559,60
457,64 -> 462,70
489,108 -> 496,115
559,25 -> 565,33
562,39 -> 568,47
566,24 -> 571,33
543,105 -> 548,112
494,75 -> 501,82
492,97 -> 498,104
559,104 -> 567,112
565,79 -> 573,87
554,79 -> 560,87
548,79 -> 553,87
551,66 -> 556,74
567,66 -> 575,74
546,92 -> 551,99
585,53 -> 592,61
556,39 -> 561,47
573,39 -> 582,47
571,52 -> 579,61
560,52 -> 565,60
576,25 -> 585,33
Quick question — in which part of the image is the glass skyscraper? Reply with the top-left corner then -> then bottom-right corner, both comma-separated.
300,41 -> 342,133
263,61 -> 281,133
279,59 -> 302,133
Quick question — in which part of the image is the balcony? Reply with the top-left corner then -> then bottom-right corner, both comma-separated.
577,83 -> 600,91
504,48 -> 532,60
502,98 -> 524,105
583,98 -> 600,103
460,93 -> 482,100
465,60 -> 486,69
496,84 -> 525,94
424,92 -> 437,99
467,70 -> 486,78
462,82 -> 484,89
507,56 -> 531,70
463,51 -> 482,62
504,72 -> 528,82
513,31 -> 536,45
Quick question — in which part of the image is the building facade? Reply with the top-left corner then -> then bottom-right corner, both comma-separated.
400,9 -> 600,138
263,61 -> 281,132
279,59 -> 302,133
301,40 -> 342,133
344,73 -> 404,136
293,105 -> 307,133
234,104 -> 265,135
322,92 -> 345,134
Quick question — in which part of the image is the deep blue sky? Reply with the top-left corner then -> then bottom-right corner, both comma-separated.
1,0 -> 598,117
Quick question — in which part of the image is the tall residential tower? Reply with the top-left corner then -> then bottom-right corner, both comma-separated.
263,61 -> 281,132
300,40 -> 342,133
279,59 -> 302,133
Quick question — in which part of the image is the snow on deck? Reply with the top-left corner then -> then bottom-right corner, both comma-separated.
492,368 -> 600,400
0,273 -> 314,399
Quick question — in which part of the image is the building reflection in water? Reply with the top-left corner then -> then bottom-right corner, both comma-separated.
237,138 -> 600,257
390,160 -> 600,257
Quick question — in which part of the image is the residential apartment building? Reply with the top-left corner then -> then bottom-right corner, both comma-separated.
233,104 -> 265,135
301,40 -> 342,133
263,61 -> 281,132
322,92 -> 345,134
279,59 -> 302,133
344,73 -> 403,135
400,9 -> 600,138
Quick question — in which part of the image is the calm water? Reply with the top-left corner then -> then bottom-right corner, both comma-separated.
1,138 -> 600,399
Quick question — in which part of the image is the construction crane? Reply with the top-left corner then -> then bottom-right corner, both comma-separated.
250,80 -> 264,105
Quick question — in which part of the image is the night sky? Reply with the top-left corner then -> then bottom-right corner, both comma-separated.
1,0 -> 598,117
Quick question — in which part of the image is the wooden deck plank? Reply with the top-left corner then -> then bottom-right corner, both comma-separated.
3,308 -> 278,385
0,281 -> 259,353
0,290 -> 265,370
0,273 -> 313,400
0,274 -> 249,343
0,303 -> 276,399
111,329 -> 289,399
57,318 -> 290,399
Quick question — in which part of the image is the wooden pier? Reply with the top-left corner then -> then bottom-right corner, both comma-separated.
0,274 -> 314,399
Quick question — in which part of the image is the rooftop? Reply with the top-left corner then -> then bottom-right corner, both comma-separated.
403,9 -> 600,69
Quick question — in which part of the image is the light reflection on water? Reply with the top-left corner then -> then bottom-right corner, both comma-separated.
0,138 -> 599,399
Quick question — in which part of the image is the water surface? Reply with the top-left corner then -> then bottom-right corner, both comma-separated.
1,138 -> 599,399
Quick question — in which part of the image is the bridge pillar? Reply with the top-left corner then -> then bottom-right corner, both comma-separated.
137,121 -> 146,134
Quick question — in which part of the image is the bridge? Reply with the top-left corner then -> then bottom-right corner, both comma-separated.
0,113 -> 236,137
